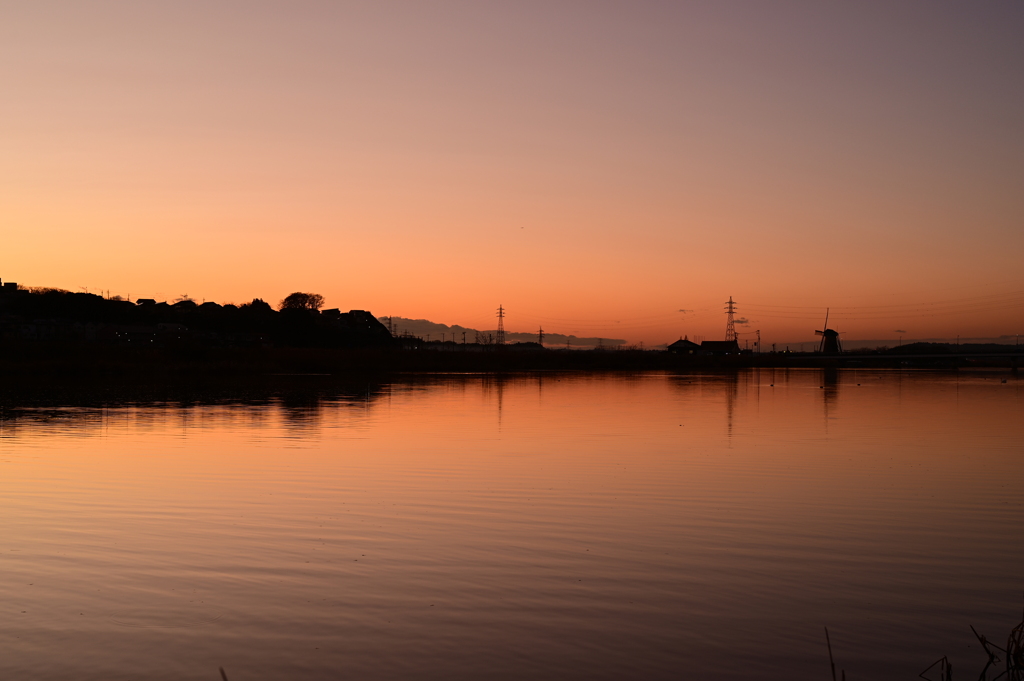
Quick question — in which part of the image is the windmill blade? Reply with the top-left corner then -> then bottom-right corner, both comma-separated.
822,307 -> 830,331
815,330 -> 825,335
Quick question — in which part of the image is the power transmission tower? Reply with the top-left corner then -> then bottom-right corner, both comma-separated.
724,296 -> 737,341
538,326 -> 544,346
496,305 -> 505,345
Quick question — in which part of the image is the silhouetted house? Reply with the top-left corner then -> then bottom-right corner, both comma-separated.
18,321 -> 52,341
508,342 -> 544,352
396,336 -> 422,350
338,310 -> 392,344
700,340 -> 741,355
314,309 -> 392,346
136,298 -> 156,306
97,324 -> 159,344
17,319 -> 99,342
154,324 -> 188,344
0,314 -> 20,339
422,340 -> 462,352
667,338 -> 704,355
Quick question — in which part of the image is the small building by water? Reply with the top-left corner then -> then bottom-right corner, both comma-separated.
700,340 -> 741,355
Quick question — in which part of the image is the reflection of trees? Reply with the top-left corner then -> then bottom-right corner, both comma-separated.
0,407 -> 107,439
278,392 -> 325,435
0,378 -> 397,440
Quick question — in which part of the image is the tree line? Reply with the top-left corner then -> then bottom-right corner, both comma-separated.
0,287 -> 391,348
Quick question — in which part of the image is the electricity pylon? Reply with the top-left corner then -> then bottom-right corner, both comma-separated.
725,297 -> 737,341
496,305 -> 505,345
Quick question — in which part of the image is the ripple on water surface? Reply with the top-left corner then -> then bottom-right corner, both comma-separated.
0,370 -> 1022,680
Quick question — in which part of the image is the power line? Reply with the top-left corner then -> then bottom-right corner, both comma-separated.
518,307 -> 717,324
743,289 -> 1024,312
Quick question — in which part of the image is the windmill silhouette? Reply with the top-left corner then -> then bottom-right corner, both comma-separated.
815,308 -> 842,354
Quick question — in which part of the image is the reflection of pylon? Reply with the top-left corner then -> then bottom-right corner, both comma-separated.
725,296 -> 737,341
496,305 -> 505,345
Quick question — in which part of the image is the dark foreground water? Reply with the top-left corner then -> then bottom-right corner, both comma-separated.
1,369 -> 1022,680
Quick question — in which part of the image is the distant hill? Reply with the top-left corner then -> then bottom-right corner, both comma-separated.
378,316 -> 627,349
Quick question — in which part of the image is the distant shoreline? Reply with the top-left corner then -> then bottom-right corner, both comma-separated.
0,345 -> 1018,412
0,342 -> 1020,384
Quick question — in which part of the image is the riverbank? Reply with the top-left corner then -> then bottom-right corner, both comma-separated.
0,342 -> 1021,385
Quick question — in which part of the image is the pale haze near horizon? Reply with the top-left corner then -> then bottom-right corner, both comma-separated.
2,1 -> 1022,346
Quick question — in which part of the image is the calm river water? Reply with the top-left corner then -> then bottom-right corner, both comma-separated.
1,369 -> 1022,680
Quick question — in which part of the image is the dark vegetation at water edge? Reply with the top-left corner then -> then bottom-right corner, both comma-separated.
1,285 -> 1022,376
0,343 -> 1021,389
0,286 -> 392,348
0,343 -> 679,381
824,605 -> 1024,681
0,366 -> 398,416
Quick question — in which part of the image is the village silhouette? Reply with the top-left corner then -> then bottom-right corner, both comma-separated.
0,277 -> 1020,377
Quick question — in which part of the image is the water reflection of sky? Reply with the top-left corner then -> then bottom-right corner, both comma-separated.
2,369 -> 1021,456
1,370 -> 1022,680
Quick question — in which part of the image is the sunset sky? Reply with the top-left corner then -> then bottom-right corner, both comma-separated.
3,1 -> 1022,345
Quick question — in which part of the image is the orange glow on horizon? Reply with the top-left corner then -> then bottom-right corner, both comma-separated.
2,4 -> 1022,346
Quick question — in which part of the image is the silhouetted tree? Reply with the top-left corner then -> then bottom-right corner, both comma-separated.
0,287 -> 393,349
280,292 -> 325,311
242,298 -> 274,313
